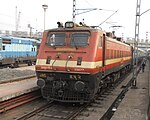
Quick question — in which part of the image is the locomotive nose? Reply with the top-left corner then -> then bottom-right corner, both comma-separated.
37,78 -> 45,88
74,81 -> 85,92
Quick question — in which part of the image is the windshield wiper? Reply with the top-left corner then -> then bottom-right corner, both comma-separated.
72,38 -> 78,49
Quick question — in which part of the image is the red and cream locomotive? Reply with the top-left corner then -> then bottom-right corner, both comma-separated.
35,21 -> 132,102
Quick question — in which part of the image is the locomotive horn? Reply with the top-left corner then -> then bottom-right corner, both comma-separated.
57,22 -> 63,28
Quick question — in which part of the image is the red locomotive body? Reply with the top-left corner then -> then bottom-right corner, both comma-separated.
35,21 -> 132,102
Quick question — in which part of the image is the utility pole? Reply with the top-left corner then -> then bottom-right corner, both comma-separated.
146,32 -> 148,52
16,11 -> 21,31
72,0 -> 117,26
42,4 -> 48,31
28,24 -> 33,38
132,0 -> 141,87
132,0 -> 150,87
72,0 -> 76,22
15,6 -> 17,31
15,6 -> 21,32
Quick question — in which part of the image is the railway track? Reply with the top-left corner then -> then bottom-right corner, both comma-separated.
0,90 -> 41,114
0,64 -> 28,69
0,65 -> 35,84
13,68 -> 135,120
15,101 -> 89,120
0,65 -> 142,120
12,100 -> 82,120
0,74 -> 36,84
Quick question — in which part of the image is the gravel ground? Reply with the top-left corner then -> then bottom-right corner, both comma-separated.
0,67 -> 35,81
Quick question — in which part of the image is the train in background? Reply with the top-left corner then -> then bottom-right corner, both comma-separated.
35,21 -> 146,103
0,36 -> 40,68
133,48 -> 147,65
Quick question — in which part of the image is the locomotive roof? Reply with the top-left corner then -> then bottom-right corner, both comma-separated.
107,36 -> 131,47
45,26 -> 102,32
44,21 -> 131,48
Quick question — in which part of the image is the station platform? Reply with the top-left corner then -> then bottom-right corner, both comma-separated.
111,60 -> 150,120
0,78 -> 38,102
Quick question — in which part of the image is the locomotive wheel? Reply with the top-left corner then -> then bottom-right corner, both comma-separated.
27,61 -> 32,66
10,62 -> 18,68
14,62 -> 19,68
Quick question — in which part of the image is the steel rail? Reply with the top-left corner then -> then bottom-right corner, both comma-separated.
0,75 -> 36,84
65,103 -> 89,120
15,101 -> 54,120
0,90 -> 41,113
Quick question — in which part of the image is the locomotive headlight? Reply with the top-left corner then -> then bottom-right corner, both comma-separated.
70,75 -> 81,80
39,73 -> 46,78
37,78 -> 45,88
65,21 -> 74,28
74,81 -> 85,92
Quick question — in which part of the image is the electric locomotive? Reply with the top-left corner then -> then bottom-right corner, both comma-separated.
36,21 -> 132,103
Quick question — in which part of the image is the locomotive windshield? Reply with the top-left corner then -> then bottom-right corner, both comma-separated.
70,33 -> 89,47
47,33 -> 65,46
47,32 -> 89,48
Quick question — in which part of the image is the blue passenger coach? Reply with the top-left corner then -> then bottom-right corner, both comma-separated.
133,48 -> 146,65
0,36 -> 38,67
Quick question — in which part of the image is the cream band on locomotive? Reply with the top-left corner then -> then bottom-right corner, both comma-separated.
35,21 -> 132,102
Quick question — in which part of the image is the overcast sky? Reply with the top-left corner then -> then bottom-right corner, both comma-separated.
0,0 -> 150,40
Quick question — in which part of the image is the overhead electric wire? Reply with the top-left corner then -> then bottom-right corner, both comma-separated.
98,10 -> 119,27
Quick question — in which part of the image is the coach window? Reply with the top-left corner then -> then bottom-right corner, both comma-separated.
2,46 -> 5,50
47,33 -> 65,47
2,39 -> 11,44
32,47 -> 36,51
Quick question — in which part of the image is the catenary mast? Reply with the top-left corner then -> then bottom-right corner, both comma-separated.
72,0 -> 76,22
132,0 -> 141,87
